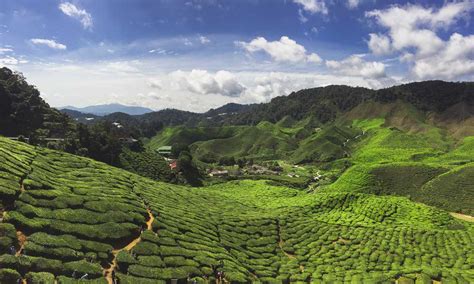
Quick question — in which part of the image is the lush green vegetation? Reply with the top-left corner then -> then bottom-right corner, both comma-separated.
0,137 -> 472,283
322,117 -> 474,215
148,120 -> 358,165
1,67 -> 473,283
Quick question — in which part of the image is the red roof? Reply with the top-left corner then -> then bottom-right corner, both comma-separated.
169,161 -> 177,170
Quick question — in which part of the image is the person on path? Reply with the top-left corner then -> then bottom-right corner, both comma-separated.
112,270 -> 116,284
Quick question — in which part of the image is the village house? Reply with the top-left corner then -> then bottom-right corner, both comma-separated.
157,146 -> 172,156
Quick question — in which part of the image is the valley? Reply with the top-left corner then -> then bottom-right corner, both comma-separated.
0,67 -> 472,283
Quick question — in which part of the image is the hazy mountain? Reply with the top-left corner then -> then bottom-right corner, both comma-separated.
61,103 -> 154,116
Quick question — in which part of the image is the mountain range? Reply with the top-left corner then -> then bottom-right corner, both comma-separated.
60,103 -> 154,116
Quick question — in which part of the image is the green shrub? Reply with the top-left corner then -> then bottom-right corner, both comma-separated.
116,273 -> 165,284
0,268 -> 21,282
131,242 -> 160,256
25,272 -> 56,283
30,257 -> 63,275
56,276 -> 108,284
63,260 -> 103,278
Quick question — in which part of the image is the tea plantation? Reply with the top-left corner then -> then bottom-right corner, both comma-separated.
0,137 -> 473,283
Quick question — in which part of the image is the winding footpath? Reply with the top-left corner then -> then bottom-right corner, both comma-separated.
104,207 -> 155,284
450,212 -> 474,223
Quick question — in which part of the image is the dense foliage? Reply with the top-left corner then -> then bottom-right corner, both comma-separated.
119,149 -> 175,183
0,138 -> 472,283
0,68 -> 72,138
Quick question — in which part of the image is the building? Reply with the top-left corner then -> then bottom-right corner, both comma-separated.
157,146 -> 172,156
169,160 -> 178,170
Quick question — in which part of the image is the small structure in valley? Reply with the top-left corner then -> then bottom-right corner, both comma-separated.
157,146 -> 172,156
169,160 -> 178,170
209,170 -> 229,177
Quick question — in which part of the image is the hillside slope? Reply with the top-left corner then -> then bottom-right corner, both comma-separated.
0,137 -> 472,283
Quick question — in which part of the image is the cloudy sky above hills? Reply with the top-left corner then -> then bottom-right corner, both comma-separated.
0,0 -> 473,112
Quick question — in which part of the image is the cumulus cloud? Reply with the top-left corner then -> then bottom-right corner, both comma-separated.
366,1 -> 474,80
412,33 -> 474,80
368,33 -> 392,56
30,38 -> 67,50
292,0 -> 328,15
366,2 -> 473,56
326,55 -> 386,79
242,73 -> 301,103
59,2 -> 93,30
237,36 -> 322,64
169,69 -> 246,97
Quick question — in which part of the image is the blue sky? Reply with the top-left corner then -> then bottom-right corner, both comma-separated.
0,0 -> 473,112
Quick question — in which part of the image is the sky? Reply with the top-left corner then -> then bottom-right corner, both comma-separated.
0,0 -> 473,112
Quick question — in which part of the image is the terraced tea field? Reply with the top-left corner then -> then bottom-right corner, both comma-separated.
0,137 -> 473,283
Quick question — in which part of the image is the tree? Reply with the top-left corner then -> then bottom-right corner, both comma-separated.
219,156 -> 235,166
172,143 -> 190,159
177,151 -> 202,186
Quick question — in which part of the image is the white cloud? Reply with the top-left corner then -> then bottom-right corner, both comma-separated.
298,9 -> 308,23
368,33 -> 392,56
169,69 -> 246,97
366,2 -> 473,56
237,36 -> 322,64
412,33 -> 474,80
0,56 -> 19,65
347,0 -> 360,9
366,2 -> 474,79
59,2 -> 93,30
147,78 -> 162,89
0,48 -> 13,54
102,61 -> 141,74
30,38 -> 67,50
326,55 -> 386,79
242,73 -> 298,103
19,57 -> 400,112
292,0 -> 328,15
199,36 -> 210,44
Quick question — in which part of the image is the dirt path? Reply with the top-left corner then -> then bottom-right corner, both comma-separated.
15,231 -> 27,257
450,212 -> 474,223
104,208 -> 155,284
278,238 -> 296,260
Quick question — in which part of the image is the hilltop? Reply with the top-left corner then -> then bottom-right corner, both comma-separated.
0,137 -> 472,283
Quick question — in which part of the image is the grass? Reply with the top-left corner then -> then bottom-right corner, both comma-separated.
0,134 -> 472,283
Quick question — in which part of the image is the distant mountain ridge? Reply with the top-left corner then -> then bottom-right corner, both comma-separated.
60,103 -> 154,116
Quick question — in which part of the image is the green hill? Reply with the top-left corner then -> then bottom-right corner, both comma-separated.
148,121 -> 359,164
0,137 -> 472,283
326,118 -> 474,214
